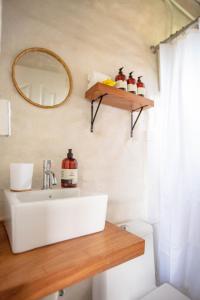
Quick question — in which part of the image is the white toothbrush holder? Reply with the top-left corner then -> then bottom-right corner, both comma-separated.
10,163 -> 34,191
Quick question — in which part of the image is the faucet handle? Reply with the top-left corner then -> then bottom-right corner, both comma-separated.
51,172 -> 57,186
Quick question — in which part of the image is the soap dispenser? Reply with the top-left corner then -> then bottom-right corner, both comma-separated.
127,72 -> 137,94
61,149 -> 78,188
137,76 -> 145,96
115,67 -> 127,90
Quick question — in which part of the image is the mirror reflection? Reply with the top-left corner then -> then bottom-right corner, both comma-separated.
12,48 -> 72,108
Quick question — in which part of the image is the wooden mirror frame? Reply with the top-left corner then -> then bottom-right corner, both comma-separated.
12,47 -> 73,109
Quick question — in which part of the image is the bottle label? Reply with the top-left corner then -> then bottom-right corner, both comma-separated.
61,169 -> 78,184
137,87 -> 145,96
116,80 -> 127,90
127,83 -> 137,93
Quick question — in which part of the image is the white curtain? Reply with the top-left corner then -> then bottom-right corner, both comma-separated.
147,26 -> 200,300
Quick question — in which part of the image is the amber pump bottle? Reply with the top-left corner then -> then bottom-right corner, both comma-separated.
115,67 -> 127,90
127,72 -> 137,94
61,149 -> 78,188
137,76 -> 145,97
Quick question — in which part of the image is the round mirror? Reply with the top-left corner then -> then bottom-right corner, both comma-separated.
12,48 -> 72,108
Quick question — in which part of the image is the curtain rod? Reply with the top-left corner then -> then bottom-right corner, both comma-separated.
150,16 -> 200,54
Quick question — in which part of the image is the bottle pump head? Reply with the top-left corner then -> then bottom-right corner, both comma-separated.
119,67 -> 124,74
137,76 -> 143,82
129,72 -> 134,78
67,149 -> 73,159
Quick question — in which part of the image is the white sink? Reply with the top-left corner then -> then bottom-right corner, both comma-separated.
3,188 -> 108,253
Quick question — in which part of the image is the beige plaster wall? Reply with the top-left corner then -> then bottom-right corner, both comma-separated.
0,1 -> 189,299
0,0 -> 189,219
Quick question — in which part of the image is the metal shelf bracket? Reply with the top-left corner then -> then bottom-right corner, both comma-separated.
130,106 -> 145,138
90,96 -> 147,137
91,94 -> 107,132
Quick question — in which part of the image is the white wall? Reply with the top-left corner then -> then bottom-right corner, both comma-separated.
0,0 -> 189,219
0,0 -> 2,53
0,1 -> 189,299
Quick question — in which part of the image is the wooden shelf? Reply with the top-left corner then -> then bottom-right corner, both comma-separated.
0,222 -> 144,300
85,83 -> 154,137
85,82 -> 154,112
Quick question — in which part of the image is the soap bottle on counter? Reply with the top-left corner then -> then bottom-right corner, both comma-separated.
115,67 -> 127,91
127,72 -> 137,94
137,76 -> 145,97
61,149 -> 78,188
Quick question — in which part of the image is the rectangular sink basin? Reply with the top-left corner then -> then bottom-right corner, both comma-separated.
3,188 -> 108,253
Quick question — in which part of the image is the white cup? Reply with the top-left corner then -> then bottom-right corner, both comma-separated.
10,163 -> 34,191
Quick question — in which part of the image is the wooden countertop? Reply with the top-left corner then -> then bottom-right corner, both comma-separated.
0,222 -> 144,300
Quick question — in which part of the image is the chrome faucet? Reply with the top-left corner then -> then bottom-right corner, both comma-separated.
42,160 -> 57,189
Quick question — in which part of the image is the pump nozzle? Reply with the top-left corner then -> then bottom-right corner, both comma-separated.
137,76 -> 143,81
129,72 -> 134,77
67,149 -> 73,159
119,67 -> 124,74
